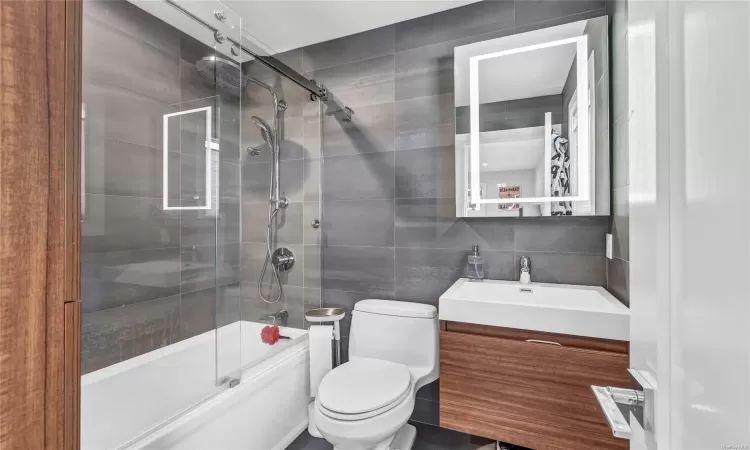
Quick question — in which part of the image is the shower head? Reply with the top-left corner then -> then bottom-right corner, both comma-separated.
251,116 -> 274,146
195,55 -> 247,91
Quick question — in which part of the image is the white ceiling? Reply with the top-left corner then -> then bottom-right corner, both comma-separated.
224,0 -> 483,54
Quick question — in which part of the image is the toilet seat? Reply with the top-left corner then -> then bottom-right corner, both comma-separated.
317,357 -> 412,421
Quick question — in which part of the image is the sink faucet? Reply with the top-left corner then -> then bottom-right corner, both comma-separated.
519,256 -> 531,284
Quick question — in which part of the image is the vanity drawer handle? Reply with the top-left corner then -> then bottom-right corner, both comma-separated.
525,339 -> 562,346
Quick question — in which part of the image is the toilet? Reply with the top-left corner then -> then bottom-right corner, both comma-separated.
314,299 -> 438,450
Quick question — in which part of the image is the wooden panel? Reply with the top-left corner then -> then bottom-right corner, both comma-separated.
0,1 -> 55,447
445,321 -> 629,354
64,302 -> 81,450
45,0 -> 82,448
439,330 -> 632,450
0,0 -> 81,448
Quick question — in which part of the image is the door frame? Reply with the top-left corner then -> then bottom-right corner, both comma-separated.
0,0 -> 83,448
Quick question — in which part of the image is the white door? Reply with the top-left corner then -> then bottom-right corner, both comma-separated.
600,1 -> 750,448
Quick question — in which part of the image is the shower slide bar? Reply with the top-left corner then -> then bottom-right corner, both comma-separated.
163,0 -> 329,101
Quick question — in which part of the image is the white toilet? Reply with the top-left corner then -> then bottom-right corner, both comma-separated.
313,299 -> 438,450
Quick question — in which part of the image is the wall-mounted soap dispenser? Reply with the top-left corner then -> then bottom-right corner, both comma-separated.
467,245 -> 484,281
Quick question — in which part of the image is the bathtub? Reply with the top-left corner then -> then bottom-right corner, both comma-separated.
82,321 -> 310,450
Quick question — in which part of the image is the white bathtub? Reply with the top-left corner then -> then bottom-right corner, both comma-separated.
82,321 -> 310,450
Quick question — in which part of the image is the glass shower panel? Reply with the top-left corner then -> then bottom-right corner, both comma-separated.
80,0 -> 241,447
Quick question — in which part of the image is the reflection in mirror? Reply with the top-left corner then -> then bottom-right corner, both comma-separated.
454,17 -> 609,217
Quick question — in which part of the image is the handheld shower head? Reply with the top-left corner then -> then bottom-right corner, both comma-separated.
251,116 -> 275,146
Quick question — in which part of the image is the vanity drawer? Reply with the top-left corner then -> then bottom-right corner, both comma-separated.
439,330 -> 631,449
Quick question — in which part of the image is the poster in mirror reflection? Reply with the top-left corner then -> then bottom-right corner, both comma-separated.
454,16 -> 610,218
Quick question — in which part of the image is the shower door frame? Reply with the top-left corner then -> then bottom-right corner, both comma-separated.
0,0 -> 83,449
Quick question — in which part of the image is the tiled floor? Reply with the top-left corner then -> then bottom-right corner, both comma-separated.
286,422 -> 497,450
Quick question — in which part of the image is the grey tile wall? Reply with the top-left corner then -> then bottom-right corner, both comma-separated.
606,0 -> 630,306
295,0 -> 607,426
81,0 -> 243,374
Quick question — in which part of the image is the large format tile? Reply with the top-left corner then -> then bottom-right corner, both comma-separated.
84,135 -> 180,199
180,244 -> 240,294
322,199 -> 395,247
612,116 -> 629,189
607,256 -> 629,307
242,201 -> 304,245
395,146 -> 455,199
81,248 -> 182,314
514,0 -> 604,28
396,248 -> 517,304
84,0 -> 181,56
242,158 -> 305,203
322,246 -> 395,297
84,77 -> 172,149
303,245 -> 322,289
241,242 -> 304,289
81,294 -> 180,374
395,199 -> 514,250
322,152 -> 395,201
513,216 -> 608,254
240,283 -> 307,329
81,194 -> 181,253
321,103 -> 396,156
180,201 -> 241,247
612,186 -> 629,261
302,26 -> 395,72
310,55 -> 395,108
395,41 -> 455,100
394,0 -> 514,51
513,8 -> 606,34
394,248 -> 467,305
83,11 -> 181,103
519,252 -> 606,286
395,94 -> 455,151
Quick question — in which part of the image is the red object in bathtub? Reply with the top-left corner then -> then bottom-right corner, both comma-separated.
260,325 -> 290,345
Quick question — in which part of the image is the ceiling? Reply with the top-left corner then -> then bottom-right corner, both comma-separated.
225,0 -> 482,54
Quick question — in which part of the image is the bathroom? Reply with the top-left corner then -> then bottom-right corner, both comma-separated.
1,0 -> 748,449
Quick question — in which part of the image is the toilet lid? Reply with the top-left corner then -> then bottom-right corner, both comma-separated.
317,357 -> 412,416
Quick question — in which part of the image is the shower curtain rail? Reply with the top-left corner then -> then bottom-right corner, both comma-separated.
164,0 -> 329,100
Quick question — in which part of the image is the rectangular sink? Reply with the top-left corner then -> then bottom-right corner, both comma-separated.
439,279 -> 629,341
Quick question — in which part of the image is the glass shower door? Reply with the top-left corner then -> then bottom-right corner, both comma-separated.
80,0 -> 242,447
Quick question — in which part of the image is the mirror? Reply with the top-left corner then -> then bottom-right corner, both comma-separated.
454,17 -> 609,217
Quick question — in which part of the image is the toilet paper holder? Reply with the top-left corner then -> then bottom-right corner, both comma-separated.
305,307 -> 346,367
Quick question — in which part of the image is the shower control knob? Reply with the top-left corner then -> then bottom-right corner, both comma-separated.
311,219 -> 320,229
272,248 -> 295,273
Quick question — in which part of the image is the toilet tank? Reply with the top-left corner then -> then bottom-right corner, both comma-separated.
348,300 -> 438,388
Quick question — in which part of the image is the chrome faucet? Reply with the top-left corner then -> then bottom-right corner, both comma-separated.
261,309 -> 289,326
519,256 -> 531,284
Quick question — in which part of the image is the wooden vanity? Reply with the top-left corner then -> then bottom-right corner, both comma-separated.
439,321 -> 633,450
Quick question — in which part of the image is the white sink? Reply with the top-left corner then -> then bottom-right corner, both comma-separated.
439,278 -> 630,341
